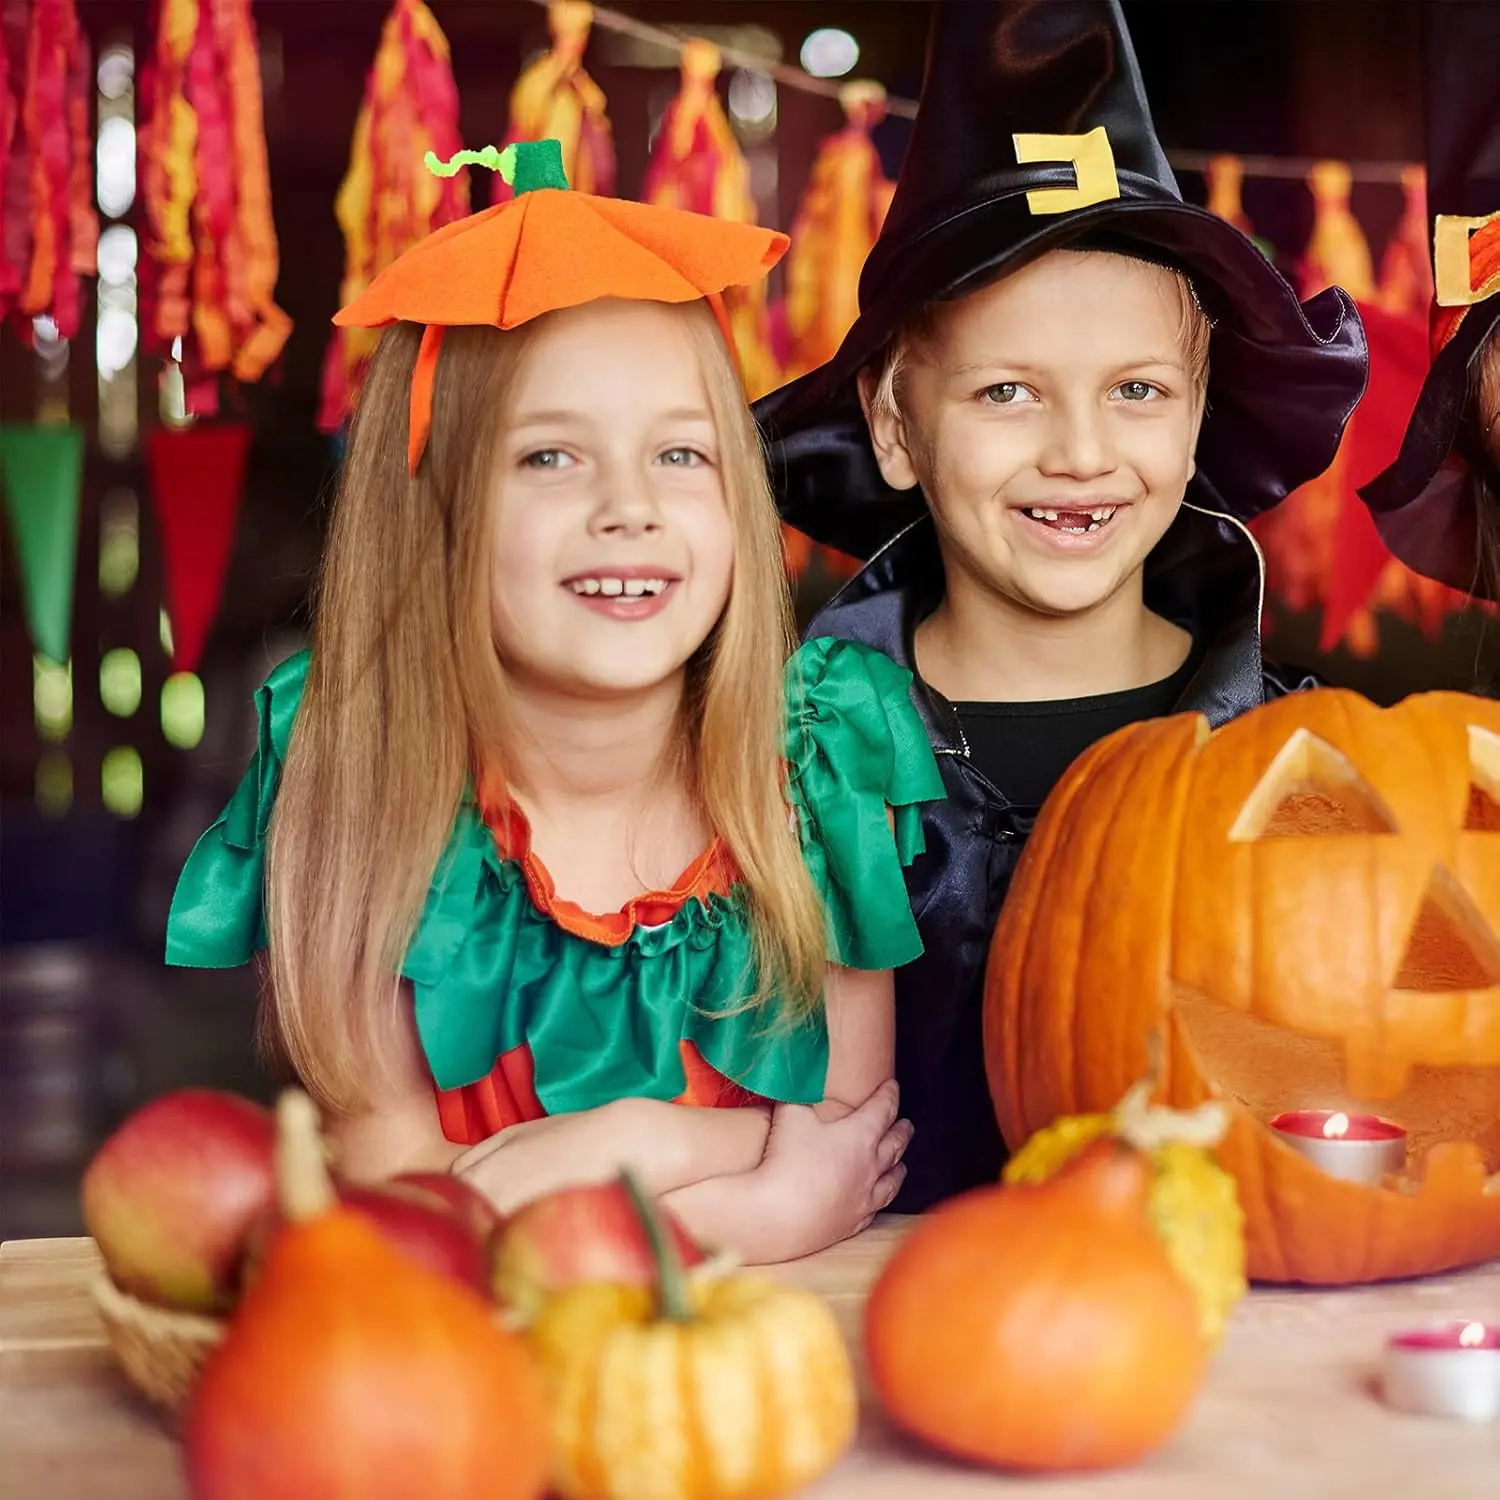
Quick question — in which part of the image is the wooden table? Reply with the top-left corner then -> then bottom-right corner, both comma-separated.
2,1224 -> 1496,1498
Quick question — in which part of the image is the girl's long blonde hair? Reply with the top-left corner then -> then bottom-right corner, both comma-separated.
264,306 -> 828,1113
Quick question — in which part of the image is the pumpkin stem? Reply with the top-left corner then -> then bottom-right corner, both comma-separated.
275,1089 -> 337,1223
1106,1029 -> 1229,1152
1113,1079 -> 1229,1153
620,1170 -> 692,1324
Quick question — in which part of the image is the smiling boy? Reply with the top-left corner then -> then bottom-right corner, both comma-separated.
756,0 -> 1370,1210
864,247 -> 1212,721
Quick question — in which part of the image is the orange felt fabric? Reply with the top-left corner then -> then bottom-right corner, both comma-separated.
333,190 -> 788,331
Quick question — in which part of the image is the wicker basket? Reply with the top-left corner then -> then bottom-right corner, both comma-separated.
91,1272 -> 227,1417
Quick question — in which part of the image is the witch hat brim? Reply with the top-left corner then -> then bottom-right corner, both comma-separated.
754,0 -> 1368,561
1355,2 -> 1500,598
332,140 -> 788,472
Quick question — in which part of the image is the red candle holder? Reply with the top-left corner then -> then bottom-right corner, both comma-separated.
1268,1110 -> 1407,1185
1383,1323 -> 1500,1421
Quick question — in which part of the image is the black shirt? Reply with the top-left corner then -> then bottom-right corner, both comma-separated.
951,640 -> 1206,812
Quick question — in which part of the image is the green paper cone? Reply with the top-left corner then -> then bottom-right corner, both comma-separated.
0,424 -> 85,664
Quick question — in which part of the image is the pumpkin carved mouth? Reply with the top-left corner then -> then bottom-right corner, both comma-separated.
1172,992 -> 1500,1188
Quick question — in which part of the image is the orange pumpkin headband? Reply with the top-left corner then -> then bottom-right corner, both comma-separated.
332,139 -> 790,474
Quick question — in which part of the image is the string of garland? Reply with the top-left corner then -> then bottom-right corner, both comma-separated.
528,0 -> 1419,184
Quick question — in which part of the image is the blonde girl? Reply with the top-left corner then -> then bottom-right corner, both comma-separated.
165,141 -> 945,1263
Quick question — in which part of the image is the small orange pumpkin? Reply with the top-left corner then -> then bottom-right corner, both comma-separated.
183,1091 -> 551,1500
985,689 -> 1500,1286
865,1138 -> 1211,1472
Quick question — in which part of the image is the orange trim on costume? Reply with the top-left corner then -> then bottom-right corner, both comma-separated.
475,770 -> 740,945
435,1039 -> 767,1148
408,323 -> 445,473
676,1039 -> 763,1110
1431,216 -> 1500,359
435,1041 -> 545,1146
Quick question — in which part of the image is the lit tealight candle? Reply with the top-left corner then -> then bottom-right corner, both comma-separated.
1268,1110 -> 1407,1185
1382,1322 -> 1500,1421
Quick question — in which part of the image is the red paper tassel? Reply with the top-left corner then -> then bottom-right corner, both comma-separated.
318,0 -> 469,434
1,0 -> 97,339
146,422 -> 252,673
0,3 -> 19,313
641,39 -> 779,401
138,0 -> 289,414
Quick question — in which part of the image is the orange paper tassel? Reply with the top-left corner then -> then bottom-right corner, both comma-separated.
1204,154 -> 1254,237
1,0 -> 98,339
778,81 -> 894,581
318,0 -> 470,433
642,39 -> 780,401
783,82 -> 893,384
138,0 -> 290,413
495,0 -> 613,204
1377,165 -> 1434,318
1299,161 -> 1375,301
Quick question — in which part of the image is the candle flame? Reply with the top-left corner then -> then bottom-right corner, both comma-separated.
1459,1323 -> 1484,1348
1322,1112 -> 1350,1140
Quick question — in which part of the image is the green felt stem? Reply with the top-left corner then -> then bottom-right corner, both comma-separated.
424,144 -> 516,182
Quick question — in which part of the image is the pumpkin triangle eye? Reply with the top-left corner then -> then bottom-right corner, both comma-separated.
1229,729 -> 1397,841
1466,785 -> 1500,831
1392,864 -> 1500,992
1465,726 -> 1500,831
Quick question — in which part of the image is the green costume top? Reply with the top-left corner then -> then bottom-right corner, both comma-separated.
165,637 -> 945,1142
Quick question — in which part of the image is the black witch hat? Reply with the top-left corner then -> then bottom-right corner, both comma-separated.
1356,1 -> 1500,599
755,0 -> 1368,562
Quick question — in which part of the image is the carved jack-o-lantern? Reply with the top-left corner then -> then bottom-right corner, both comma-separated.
985,689 -> 1500,1285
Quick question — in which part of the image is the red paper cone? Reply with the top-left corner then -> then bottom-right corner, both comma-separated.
1314,303 -> 1425,650
145,422 -> 252,673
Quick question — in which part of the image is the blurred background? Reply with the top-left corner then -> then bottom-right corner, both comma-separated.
3,0 -> 1496,1238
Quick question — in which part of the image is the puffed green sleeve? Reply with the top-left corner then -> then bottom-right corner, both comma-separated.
784,636 -> 946,971
164,650 -> 310,967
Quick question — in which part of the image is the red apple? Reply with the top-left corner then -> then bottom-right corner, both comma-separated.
81,1089 -> 276,1314
339,1180 -> 493,1293
493,1180 -> 708,1316
244,1176 -> 492,1295
391,1171 -> 504,1247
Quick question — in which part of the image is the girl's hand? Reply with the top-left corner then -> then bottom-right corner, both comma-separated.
662,1080 -> 912,1264
756,1080 -> 912,1251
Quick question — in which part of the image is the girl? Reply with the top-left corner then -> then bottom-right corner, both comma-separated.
165,140 -> 945,1263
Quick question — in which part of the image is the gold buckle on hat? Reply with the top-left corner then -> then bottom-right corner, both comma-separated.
1434,209 -> 1500,308
1013,127 -> 1121,215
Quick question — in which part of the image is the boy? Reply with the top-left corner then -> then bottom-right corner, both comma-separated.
755,0 -> 1370,1210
